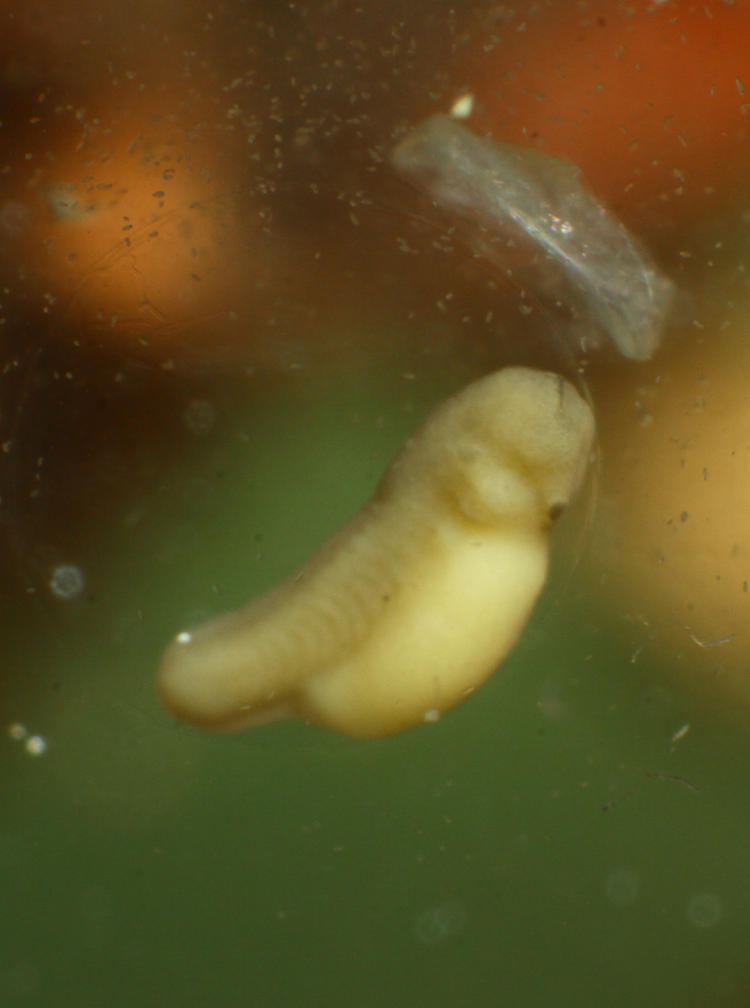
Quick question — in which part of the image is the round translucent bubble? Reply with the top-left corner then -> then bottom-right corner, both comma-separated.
182,399 -> 216,435
605,867 -> 640,908
413,900 -> 467,945
686,891 -> 723,929
24,735 -> 47,757
7,722 -> 27,741
48,564 -> 86,600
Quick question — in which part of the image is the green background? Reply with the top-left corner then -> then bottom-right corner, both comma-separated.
4,375 -> 749,1007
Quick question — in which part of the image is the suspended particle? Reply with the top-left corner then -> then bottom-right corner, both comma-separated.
449,93 -> 475,119
24,735 -> 47,757
48,564 -> 86,600
7,722 -> 28,741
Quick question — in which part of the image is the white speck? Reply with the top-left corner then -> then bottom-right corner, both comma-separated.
176,631 -> 193,644
449,93 -> 474,119
25,735 -> 47,756
687,891 -> 723,928
687,630 -> 735,648
423,708 -> 440,723
8,722 -> 27,741
48,564 -> 85,600
671,722 -> 690,743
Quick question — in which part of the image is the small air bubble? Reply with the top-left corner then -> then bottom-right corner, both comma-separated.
176,631 -> 193,644
48,564 -> 85,600
8,722 -> 27,741
25,735 -> 47,756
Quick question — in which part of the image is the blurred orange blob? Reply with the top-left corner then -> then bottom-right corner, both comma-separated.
466,0 -> 750,223
590,319 -> 750,700
15,106 -> 265,358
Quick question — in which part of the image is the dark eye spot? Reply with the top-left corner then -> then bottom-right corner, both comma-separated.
548,502 -> 566,522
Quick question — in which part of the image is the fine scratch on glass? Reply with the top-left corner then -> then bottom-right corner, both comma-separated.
391,115 -> 676,361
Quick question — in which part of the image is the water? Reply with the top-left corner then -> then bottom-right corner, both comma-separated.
2,2 -> 750,1006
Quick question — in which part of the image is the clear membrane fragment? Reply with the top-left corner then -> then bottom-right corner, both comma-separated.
392,115 -> 676,361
